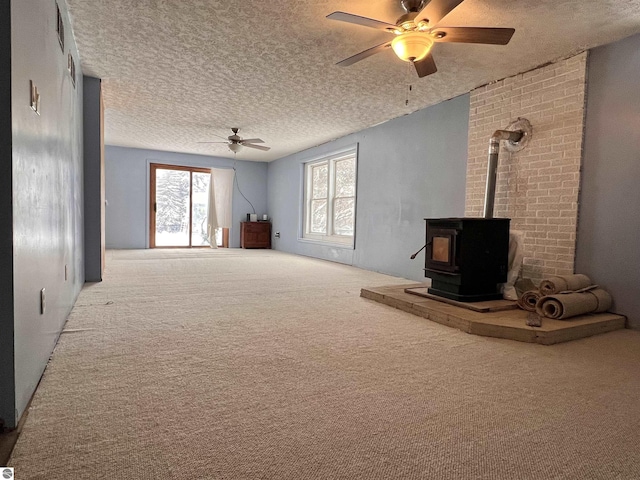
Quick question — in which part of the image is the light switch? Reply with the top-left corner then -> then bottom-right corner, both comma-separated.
40,288 -> 46,315
30,80 -> 40,115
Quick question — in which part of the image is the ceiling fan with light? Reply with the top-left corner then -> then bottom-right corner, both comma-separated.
198,127 -> 271,153
327,0 -> 515,78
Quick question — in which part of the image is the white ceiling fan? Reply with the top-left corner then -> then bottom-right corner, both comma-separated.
198,128 -> 271,153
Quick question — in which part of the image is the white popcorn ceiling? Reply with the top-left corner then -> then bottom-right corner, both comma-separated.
65,0 -> 640,162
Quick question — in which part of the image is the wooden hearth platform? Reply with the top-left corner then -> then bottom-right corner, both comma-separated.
361,283 -> 626,345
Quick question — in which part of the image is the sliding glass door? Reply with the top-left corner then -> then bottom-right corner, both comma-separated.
150,163 -> 224,248
190,171 -> 211,246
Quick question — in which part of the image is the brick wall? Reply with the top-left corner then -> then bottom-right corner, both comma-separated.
465,52 -> 588,283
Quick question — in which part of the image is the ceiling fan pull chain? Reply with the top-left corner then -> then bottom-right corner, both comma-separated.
405,61 -> 413,106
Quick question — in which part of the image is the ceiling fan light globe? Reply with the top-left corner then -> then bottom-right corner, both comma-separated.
391,32 -> 434,62
228,143 -> 242,153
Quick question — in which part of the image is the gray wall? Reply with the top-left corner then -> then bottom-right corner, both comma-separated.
267,94 -> 470,281
9,0 -> 85,428
0,0 -> 15,430
83,76 -> 102,282
577,33 -> 640,328
105,146 -> 268,249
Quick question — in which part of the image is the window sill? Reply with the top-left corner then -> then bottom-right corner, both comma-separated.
297,237 -> 355,250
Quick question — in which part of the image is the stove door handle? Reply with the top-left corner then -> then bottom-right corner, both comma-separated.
410,241 -> 431,260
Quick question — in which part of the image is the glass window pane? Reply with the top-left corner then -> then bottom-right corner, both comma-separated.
335,158 -> 355,197
310,199 -> 327,234
333,197 -> 355,236
155,169 -> 190,247
191,172 -> 211,246
312,164 -> 328,199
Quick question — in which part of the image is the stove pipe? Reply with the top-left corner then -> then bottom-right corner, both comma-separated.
483,129 -> 524,218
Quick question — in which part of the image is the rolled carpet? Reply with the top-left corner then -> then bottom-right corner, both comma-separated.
539,274 -> 592,295
518,290 -> 542,312
535,288 -> 612,320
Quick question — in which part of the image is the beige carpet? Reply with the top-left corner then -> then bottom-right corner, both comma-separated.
9,249 -> 640,479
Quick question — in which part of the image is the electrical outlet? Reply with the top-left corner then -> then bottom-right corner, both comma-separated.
40,288 -> 46,315
275,231 -> 280,238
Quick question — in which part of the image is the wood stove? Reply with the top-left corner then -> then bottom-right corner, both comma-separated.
424,218 -> 510,302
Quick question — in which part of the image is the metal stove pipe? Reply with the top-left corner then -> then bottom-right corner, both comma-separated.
483,129 -> 524,218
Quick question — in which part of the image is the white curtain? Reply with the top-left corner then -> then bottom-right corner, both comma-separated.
207,168 -> 234,248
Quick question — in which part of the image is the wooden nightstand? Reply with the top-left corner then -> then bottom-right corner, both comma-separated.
240,222 -> 271,249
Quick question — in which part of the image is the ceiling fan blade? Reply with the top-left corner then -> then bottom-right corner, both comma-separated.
336,41 -> 392,67
197,141 -> 228,144
206,132 -> 229,140
431,27 -> 515,45
242,143 -> 271,151
415,0 -> 464,27
327,12 -> 397,32
414,53 -> 438,78
239,138 -> 264,144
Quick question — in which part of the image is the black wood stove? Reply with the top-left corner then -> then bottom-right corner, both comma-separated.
424,218 -> 510,302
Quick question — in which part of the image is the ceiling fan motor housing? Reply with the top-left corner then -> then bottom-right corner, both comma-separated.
401,0 -> 428,13
229,127 -> 241,143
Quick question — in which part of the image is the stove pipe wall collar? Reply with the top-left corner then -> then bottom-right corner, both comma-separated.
483,117 -> 533,218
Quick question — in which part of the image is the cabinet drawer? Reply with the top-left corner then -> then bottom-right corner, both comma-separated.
244,223 -> 269,234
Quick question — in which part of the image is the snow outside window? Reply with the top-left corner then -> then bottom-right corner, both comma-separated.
303,148 -> 357,247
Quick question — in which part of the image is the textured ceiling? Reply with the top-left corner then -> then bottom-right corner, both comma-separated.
65,0 -> 640,162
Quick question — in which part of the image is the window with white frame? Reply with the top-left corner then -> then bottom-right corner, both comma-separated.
303,148 -> 357,246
